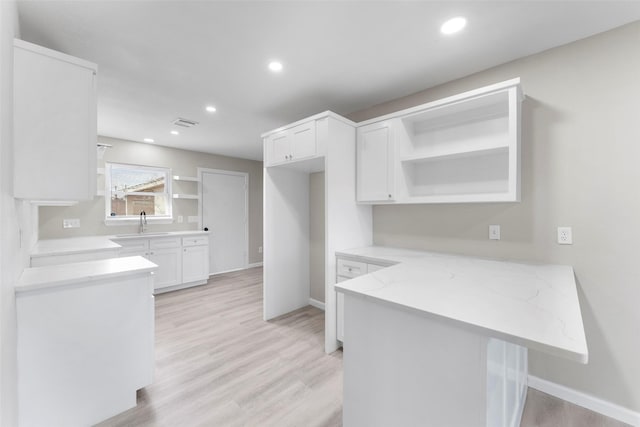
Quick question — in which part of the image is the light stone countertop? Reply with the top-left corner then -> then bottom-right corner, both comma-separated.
31,231 -> 209,258
334,246 -> 588,364
16,256 -> 158,294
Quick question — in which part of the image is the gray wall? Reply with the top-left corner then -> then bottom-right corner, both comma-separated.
39,135 -> 264,264
309,172 -> 325,303
348,22 -> 640,412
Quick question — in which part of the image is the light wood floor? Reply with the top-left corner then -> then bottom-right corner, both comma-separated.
98,267 -> 629,427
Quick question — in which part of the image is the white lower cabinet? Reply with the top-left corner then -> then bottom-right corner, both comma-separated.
114,233 -> 209,293
182,236 -> 209,283
336,257 -> 388,343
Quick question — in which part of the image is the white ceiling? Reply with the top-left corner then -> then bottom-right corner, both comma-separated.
17,1 -> 640,161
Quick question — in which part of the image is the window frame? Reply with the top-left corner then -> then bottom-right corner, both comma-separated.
104,162 -> 173,225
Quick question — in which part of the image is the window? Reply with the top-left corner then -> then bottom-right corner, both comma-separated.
105,162 -> 172,223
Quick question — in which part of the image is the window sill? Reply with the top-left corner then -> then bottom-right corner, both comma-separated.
104,217 -> 174,226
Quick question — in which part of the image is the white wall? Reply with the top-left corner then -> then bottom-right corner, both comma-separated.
347,22 -> 640,412
0,3 -> 38,425
309,171 -> 325,303
38,136 -> 264,264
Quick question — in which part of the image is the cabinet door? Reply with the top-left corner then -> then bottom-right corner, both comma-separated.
291,121 -> 316,160
148,248 -> 181,290
356,121 -> 395,202
13,40 -> 97,201
267,130 -> 291,165
182,245 -> 209,283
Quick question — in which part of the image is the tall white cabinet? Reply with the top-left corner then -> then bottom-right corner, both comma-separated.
263,111 -> 372,353
13,39 -> 97,202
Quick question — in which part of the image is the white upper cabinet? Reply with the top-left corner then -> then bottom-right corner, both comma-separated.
356,78 -> 523,204
264,119 -> 320,167
13,39 -> 97,202
356,121 -> 395,203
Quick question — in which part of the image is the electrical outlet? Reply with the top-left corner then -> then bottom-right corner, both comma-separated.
258,246 -> 263,254
63,218 -> 80,229
557,227 -> 572,245
187,216 -> 199,223
177,215 -> 184,223
489,225 -> 500,240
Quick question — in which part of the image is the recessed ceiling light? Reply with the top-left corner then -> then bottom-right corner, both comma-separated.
143,138 -> 154,143
440,16 -> 467,35
170,130 -> 179,135
205,105 -> 217,113
268,61 -> 283,72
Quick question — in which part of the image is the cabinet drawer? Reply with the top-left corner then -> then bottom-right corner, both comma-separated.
337,258 -> 367,278
150,238 -> 180,250
182,236 -> 208,247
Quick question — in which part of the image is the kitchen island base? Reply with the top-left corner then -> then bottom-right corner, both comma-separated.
343,294 -> 527,427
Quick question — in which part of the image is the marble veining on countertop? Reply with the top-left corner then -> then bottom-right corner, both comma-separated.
16,256 -> 158,294
335,247 -> 588,364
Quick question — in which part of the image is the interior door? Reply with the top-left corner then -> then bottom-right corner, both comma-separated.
201,170 -> 248,275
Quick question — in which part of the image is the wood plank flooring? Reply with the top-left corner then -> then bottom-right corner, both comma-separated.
97,267 -> 629,427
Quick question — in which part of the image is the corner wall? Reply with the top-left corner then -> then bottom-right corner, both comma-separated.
347,22 -> 640,412
38,136 -> 264,264
0,3 -> 38,425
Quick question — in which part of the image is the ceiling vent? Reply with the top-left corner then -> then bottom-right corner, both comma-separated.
172,118 -> 199,128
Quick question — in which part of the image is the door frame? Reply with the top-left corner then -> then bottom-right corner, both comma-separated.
197,167 -> 249,275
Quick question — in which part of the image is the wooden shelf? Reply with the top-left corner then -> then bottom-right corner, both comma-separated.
172,175 -> 199,182
172,194 -> 199,200
400,145 -> 508,164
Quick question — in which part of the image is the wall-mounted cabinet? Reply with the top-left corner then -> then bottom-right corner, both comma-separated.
13,39 -> 97,202
356,121 -> 395,203
357,78 -> 522,204
264,121 -> 320,166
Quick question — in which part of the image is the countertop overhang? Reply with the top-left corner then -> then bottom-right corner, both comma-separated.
16,256 -> 158,294
334,247 -> 588,364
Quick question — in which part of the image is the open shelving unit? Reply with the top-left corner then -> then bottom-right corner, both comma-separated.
172,175 -> 200,200
357,78 -> 523,204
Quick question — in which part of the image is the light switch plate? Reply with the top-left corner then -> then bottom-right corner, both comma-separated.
187,216 -> 199,223
63,218 -> 80,228
489,225 -> 500,240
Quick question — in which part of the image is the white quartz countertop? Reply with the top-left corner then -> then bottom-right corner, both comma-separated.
16,256 -> 158,294
32,231 -> 209,257
335,247 -> 588,364
31,236 -> 122,258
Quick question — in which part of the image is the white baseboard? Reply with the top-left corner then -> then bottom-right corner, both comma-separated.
247,262 -> 263,268
309,298 -> 325,311
528,375 -> 640,426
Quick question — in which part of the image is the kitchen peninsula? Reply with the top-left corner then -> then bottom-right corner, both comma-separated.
335,246 -> 588,427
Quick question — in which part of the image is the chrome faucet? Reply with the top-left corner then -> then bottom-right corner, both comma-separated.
139,211 -> 147,233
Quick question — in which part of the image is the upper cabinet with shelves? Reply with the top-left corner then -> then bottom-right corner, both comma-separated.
13,39 -> 97,202
357,78 -> 523,204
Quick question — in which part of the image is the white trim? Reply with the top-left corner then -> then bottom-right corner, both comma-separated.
309,298 -> 325,311
247,262 -> 263,268
528,375 -> 640,426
